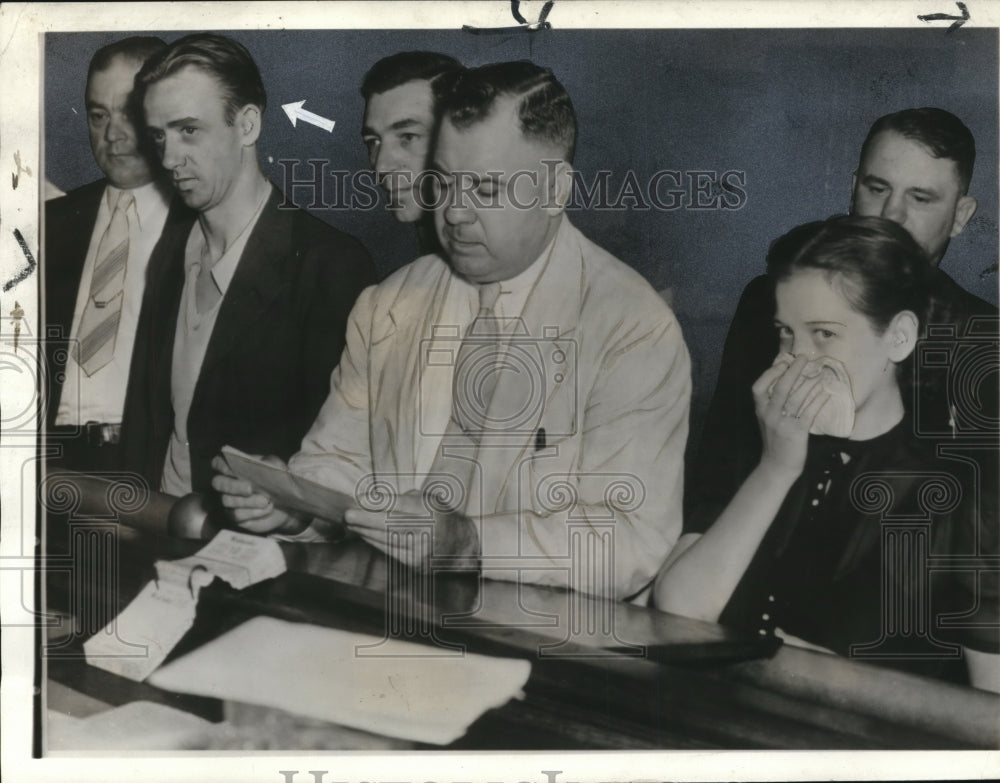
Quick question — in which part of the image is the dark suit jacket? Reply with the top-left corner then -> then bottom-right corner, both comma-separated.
686,264 -> 999,533
44,178 -> 194,435
120,184 -> 377,495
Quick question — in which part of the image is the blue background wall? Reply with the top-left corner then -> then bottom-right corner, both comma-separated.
45,28 -> 999,443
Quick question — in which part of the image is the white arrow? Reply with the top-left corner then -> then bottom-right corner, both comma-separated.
281,100 -> 336,133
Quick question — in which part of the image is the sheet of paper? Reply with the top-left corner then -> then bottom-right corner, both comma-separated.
149,616 -> 532,745
221,445 -> 355,524
83,579 -> 198,681
47,701 -> 218,751
84,530 -> 288,680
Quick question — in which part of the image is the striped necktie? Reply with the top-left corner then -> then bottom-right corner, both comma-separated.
74,190 -> 134,376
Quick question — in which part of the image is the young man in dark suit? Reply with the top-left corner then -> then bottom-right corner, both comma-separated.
46,36 -> 192,472
122,33 -> 376,497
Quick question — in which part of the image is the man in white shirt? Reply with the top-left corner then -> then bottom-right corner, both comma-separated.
215,61 -> 691,601
46,36 -> 189,472
121,34 -> 374,498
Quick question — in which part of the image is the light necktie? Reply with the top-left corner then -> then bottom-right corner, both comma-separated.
451,281 -> 503,440
425,281 -> 503,518
74,190 -> 134,376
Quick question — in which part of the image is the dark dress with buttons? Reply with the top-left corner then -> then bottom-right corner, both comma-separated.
691,418 -> 998,685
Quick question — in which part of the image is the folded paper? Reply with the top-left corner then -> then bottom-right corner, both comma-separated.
83,530 -> 286,681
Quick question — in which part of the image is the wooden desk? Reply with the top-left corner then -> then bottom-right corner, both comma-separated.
41,472 -> 1000,750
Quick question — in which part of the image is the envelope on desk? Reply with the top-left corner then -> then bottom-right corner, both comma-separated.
149,616 -> 531,745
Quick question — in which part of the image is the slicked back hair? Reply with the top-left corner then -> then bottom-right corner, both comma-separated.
87,36 -> 167,83
440,60 -> 577,163
859,107 -> 976,194
360,51 -> 462,105
136,33 -> 266,125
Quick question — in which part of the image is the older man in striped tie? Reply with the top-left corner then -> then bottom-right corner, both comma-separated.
46,36 -> 193,472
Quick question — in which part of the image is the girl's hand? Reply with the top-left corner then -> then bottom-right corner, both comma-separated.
752,354 -> 830,478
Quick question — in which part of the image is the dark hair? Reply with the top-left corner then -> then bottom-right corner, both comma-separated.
88,36 -> 167,83
766,215 -> 932,334
136,33 -> 266,124
439,60 -> 577,163
859,108 -> 976,193
360,51 -> 462,104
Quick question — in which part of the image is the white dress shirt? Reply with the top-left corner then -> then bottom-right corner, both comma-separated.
414,239 -> 554,477
55,180 -> 171,425
160,197 -> 267,496
278,234 -> 555,543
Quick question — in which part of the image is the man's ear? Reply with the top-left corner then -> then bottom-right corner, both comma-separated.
237,105 -> 262,146
950,194 -> 978,238
886,310 -> 919,363
543,159 -> 574,217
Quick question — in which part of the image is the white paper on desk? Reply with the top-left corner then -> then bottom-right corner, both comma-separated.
83,578 -> 198,682
221,445 -> 355,524
47,701 -> 218,751
149,616 -> 532,745
167,529 -> 286,590
83,530 -> 286,681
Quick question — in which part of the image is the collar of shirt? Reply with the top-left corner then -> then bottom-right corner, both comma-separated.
184,188 -> 269,296
104,179 -> 171,232
451,228 -> 558,321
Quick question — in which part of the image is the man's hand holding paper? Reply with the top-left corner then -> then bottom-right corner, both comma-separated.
211,453 -> 310,535
213,448 -> 354,540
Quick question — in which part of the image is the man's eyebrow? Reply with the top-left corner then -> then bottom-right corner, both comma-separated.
805,320 -> 847,327
165,117 -> 200,129
362,118 -> 426,137
860,173 -> 891,187
85,99 -> 109,111
388,118 -> 425,132
861,174 -> 941,199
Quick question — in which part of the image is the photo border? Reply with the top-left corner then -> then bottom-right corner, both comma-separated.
2,2 -> 998,781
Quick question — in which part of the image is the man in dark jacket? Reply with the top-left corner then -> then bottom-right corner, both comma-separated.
121,33 -> 376,496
